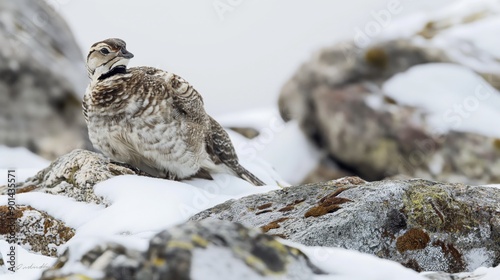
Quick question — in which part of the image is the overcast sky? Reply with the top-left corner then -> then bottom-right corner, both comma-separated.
56,0 -> 455,116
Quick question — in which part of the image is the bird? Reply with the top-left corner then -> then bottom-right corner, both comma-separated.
83,38 -> 265,186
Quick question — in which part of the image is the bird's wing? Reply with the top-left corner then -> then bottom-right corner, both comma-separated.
164,72 -> 208,125
205,116 -> 240,166
162,72 -> 239,164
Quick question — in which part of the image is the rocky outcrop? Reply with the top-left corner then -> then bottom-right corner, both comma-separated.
192,177 -> 500,273
41,220 -> 324,280
0,205 -> 74,257
278,2 -> 500,184
0,0 -> 91,159
1,147 -> 498,277
7,149 -> 135,204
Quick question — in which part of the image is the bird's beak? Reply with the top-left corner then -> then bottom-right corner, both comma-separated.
119,48 -> 134,59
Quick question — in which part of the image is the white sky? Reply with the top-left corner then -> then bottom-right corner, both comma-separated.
55,0 -> 455,116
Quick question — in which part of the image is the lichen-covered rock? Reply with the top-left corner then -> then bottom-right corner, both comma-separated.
0,0 -> 91,159
278,2 -> 500,184
0,205 -> 74,257
6,149 -> 135,204
422,271 -> 485,280
191,177 -> 500,273
41,220 -> 323,280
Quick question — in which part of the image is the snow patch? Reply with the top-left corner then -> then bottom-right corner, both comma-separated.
383,63 -> 500,138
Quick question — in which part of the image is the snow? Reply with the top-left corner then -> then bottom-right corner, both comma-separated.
218,108 -> 321,184
481,265 -> 500,280
0,146 -> 50,185
6,193 -> 104,229
3,0 -> 500,278
288,242 -> 427,280
0,240 -> 54,279
1,142 -> 499,279
383,63 -> 500,138
436,16 -> 500,60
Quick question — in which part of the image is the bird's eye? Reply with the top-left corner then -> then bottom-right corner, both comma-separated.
100,48 -> 110,55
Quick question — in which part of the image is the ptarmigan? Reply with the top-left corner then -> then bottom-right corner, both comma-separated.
83,38 -> 264,186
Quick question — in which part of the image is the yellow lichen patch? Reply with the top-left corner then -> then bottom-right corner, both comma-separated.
243,254 -> 284,276
191,234 -> 209,248
54,274 -> 94,280
396,228 -> 430,253
166,240 -> 194,250
66,165 -> 80,185
288,247 -> 302,257
493,139 -> 500,150
263,239 -> 288,255
383,96 -> 398,105
418,21 -> 437,39
365,48 -> 388,69
402,184 -> 478,233
152,256 -> 166,267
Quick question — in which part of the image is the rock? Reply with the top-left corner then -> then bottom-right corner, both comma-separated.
229,127 -> 260,139
278,3 -> 500,184
422,271 -> 484,280
300,157 -> 353,184
4,149 -> 135,204
0,205 -> 74,257
0,0 -> 91,159
40,220 -> 324,280
191,177 -> 500,273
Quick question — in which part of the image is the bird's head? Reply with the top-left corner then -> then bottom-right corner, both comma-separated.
86,38 -> 134,80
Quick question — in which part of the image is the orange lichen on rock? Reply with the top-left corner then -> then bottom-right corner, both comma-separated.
304,188 -> 351,218
278,199 -> 306,213
396,228 -> 430,253
261,218 -> 290,233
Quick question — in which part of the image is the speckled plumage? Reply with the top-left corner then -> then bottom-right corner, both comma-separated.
83,38 -> 264,185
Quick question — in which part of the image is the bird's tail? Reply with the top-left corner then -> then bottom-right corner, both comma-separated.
234,164 -> 265,186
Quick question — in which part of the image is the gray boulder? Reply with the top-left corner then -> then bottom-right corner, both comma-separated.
0,205 -> 74,257
40,220 -> 324,280
278,6 -> 500,184
0,0 -> 91,159
191,177 -> 500,273
3,149 -> 135,204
